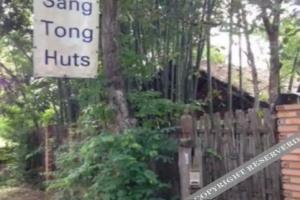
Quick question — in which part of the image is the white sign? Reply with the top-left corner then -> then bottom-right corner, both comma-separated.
33,0 -> 99,78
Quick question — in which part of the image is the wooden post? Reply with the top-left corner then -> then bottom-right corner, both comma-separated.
178,146 -> 192,199
179,108 -> 200,198
44,126 -> 54,181
191,135 -> 203,193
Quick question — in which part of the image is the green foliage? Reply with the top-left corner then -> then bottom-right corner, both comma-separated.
259,91 -> 269,102
202,46 -> 225,64
0,102 -> 43,185
1,0 -> 293,196
0,0 -> 32,35
0,117 -> 13,139
121,36 -> 156,83
129,91 -> 184,128
0,147 -> 14,164
0,147 -> 17,187
129,91 -> 203,129
72,78 -> 115,135
41,107 -> 56,125
280,19 -> 300,85
206,148 -> 223,160
48,129 -> 176,200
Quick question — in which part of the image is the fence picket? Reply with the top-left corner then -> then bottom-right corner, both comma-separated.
194,109 -> 281,200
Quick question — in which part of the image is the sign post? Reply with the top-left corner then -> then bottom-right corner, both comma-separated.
33,0 -> 99,78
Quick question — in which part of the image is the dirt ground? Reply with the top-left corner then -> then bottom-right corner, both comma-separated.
0,187 -> 45,200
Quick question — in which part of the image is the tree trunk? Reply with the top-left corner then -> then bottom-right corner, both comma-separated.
193,0 -> 208,100
268,32 -> 281,109
241,7 -> 260,110
102,0 -> 132,133
62,78 -> 73,125
288,49 -> 300,92
207,0 -> 214,119
176,24 -> 186,102
227,0 -> 233,112
260,0 -> 283,109
238,11 -> 244,109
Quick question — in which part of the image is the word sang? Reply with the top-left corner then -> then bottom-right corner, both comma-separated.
45,50 -> 90,67
41,20 -> 93,43
43,0 -> 93,16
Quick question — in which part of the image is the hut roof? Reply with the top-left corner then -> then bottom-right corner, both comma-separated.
199,62 -> 269,97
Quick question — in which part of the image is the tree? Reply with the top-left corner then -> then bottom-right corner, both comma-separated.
257,0 -> 283,108
281,19 -> 300,92
288,49 -> 299,92
102,0 -> 132,133
238,10 -> 244,109
228,0 -> 234,111
241,5 -> 260,110
206,0 -> 217,117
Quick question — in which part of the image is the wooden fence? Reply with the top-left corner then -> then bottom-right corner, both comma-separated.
194,109 -> 281,200
41,109 -> 283,199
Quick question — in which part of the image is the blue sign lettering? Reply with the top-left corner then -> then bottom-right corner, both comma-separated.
45,50 -> 90,67
43,0 -> 93,16
41,19 -> 93,43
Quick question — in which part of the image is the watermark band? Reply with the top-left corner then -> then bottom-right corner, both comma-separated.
185,134 -> 300,200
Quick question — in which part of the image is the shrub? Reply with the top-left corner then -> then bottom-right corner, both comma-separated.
48,128 -> 176,200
